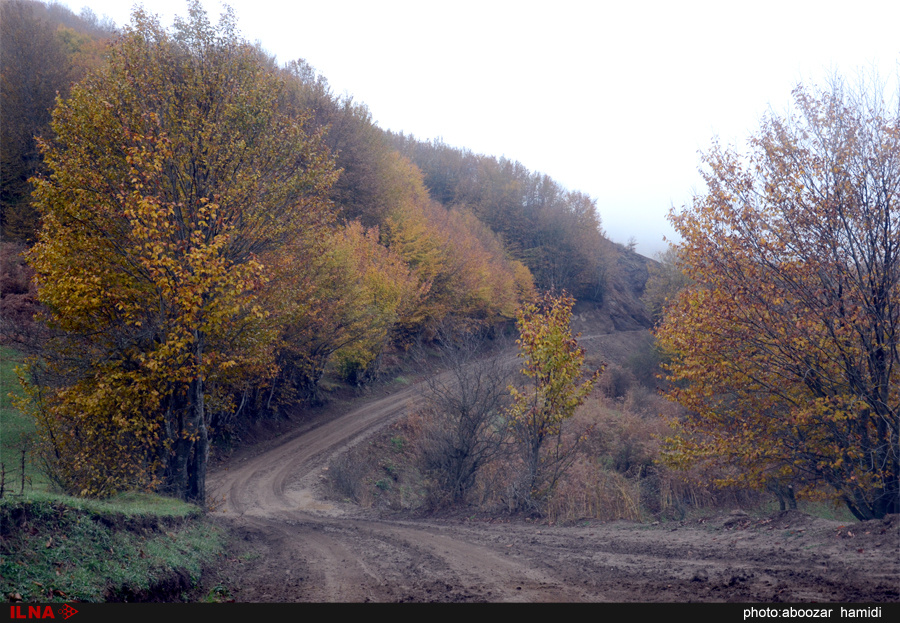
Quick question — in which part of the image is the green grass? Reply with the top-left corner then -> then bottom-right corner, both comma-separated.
0,346 -> 24,410
796,499 -> 857,522
16,490 -> 203,518
741,496 -> 857,523
0,346 -> 47,493
0,498 -> 224,602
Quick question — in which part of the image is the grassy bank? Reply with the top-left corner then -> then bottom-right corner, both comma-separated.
0,347 -> 225,602
0,495 -> 225,602
0,346 -> 44,494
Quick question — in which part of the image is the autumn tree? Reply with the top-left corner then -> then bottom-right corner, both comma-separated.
260,219 -> 424,407
657,78 -> 899,520
381,156 -> 531,333
20,2 -> 337,502
507,292 -> 600,509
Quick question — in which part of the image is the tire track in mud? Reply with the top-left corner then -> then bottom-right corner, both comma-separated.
207,374 -> 596,601
206,370 -> 900,603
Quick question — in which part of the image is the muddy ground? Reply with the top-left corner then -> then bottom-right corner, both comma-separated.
203,505 -> 899,602
202,369 -> 899,603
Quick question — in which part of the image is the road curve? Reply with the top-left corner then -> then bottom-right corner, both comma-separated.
206,376 -> 601,601
205,364 -> 898,603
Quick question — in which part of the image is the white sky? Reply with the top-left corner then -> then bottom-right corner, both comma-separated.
67,0 -> 900,257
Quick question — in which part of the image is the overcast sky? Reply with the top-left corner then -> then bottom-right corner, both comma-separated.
67,0 -> 899,257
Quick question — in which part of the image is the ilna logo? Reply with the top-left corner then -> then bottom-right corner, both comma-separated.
9,605 -> 78,620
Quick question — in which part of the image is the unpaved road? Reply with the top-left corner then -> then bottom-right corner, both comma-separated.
206,378 -> 899,603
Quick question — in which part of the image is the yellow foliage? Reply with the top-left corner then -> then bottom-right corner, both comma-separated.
507,292 -> 600,505
22,2 -> 336,501
265,219 -> 425,398
381,160 -> 533,331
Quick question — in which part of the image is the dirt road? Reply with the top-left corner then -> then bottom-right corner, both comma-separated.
206,379 -> 899,603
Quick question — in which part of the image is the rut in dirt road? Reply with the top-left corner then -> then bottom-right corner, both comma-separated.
207,379 -> 594,602
205,370 -> 900,603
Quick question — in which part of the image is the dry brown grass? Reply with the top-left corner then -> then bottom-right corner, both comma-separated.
545,459 -> 642,522
325,362 -> 770,521
541,389 -> 760,522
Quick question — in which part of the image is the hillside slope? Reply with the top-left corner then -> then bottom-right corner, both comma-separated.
573,240 -> 654,336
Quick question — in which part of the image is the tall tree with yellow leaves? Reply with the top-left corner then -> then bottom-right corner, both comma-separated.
20,2 -> 337,502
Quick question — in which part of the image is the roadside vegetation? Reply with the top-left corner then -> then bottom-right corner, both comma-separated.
325,329 -> 858,524
0,495 -> 224,602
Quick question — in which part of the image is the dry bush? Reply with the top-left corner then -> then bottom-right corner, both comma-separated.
326,417 -> 428,511
545,458 -> 642,522
0,243 -> 31,295
537,398 -> 651,521
327,343 -> 768,519
407,325 -> 514,509
544,454 -> 741,523
450,386 -> 764,521
596,363 -> 634,399
466,453 -> 527,514
411,400 -> 512,510
622,384 -> 656,416
327,449 -> 376,507
460,408 -> 599,517
577,396 -> 663,474
553,393 -> 760,521
0,242 -> 41,346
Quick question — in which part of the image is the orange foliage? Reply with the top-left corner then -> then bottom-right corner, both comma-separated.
657,79 -> 899,519
382,155 -> 533,332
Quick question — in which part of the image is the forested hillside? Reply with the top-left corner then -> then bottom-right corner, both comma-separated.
2,0 -> 896,536
0,0 -> 117,241
0,0 -> 625,504
390,135 -> 608,300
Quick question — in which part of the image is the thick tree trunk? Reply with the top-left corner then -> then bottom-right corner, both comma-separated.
168,431 -> 191,501
163,335 -> 210,506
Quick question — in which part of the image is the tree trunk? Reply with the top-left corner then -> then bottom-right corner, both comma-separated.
187,372 -> 208,505
164,336 -> 209,506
